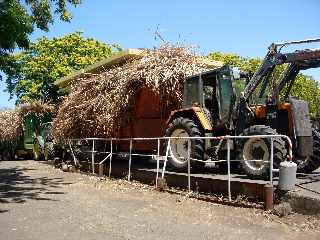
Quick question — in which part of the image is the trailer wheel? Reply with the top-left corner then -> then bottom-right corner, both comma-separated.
165,117 -> 204,170
239,125 -> 287,178
2,150 -> 12,161
297,129 -> 320,173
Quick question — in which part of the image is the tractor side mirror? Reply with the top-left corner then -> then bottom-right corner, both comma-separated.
232,68 -> 251,81
232,67 -> 241,80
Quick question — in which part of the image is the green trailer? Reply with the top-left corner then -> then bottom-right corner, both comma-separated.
0,113 -> 52,160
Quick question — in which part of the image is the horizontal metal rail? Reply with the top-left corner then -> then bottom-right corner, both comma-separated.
70,134 -> 292,159
67,134 -> 293,202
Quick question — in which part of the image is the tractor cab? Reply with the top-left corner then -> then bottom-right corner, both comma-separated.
182,66 -> 237,128
165,65 -> 242,170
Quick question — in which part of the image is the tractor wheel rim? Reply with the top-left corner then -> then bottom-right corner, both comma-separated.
169,129 -> 191,164
243,138 -> 269,171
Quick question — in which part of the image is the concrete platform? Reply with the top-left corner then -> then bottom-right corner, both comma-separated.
295,171 -> 320,199
284,170 -> 320,214
92,159 -> 269,203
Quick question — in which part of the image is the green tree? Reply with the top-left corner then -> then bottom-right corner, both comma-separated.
2,32 -> 121,102
0,0 -> 81,57
208,52 -> 320,117
208,52 -> 261,73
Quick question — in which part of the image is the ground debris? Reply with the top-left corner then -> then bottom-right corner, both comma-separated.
273,202 -> 293,217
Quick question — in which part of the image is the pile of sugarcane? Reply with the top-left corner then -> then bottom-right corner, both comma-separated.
53,45 -> 218,139
0,100 -> 54,142
17,100 -> 54,118
0,110 -> 23,142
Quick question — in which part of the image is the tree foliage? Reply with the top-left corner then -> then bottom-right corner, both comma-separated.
2,32 -> 121,102
0,0 -> 81,56
208,52 -> 320,117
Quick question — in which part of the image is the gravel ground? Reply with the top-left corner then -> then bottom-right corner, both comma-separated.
0,160 -> 319,240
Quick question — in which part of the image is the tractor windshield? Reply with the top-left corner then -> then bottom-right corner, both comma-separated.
183,76 -> 202,108
183,67 -> 236,124
217,70 -> 235,123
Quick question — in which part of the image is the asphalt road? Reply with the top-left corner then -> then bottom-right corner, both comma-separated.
0,160 -> 319,240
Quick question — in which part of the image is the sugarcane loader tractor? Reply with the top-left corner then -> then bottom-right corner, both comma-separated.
165,38 -> 320,178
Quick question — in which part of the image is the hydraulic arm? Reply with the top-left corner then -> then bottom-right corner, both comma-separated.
243,38 -> 320,101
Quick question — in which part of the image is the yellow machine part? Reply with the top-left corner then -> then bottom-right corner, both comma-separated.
166,107 -> 213,131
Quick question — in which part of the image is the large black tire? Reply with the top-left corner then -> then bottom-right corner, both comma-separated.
297,129 -> 320,173
44,142 -> 55,161
238,125 -> 287,178
165,117 -> 205,171
2,149 -> 12,161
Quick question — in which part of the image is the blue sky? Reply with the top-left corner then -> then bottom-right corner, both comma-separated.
1,0 -> 320,107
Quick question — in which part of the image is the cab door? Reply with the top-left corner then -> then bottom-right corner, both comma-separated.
216,68 -> 235,124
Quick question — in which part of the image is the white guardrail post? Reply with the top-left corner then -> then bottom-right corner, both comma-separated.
128,139 -> 133,181
270,137 -> 274,185
187,140 -> 191,192
162,139 -> 170,179
92,139 -> 95,174
109,139 -> 113,178
227,137 -> 231,201
156,138 -> 160,188
68,139 -> 78,167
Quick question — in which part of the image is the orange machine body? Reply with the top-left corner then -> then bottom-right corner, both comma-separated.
253,102 -> 293,136
118,88 -> 170,152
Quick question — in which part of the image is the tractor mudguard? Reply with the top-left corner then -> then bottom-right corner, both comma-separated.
166,107 -> 213,131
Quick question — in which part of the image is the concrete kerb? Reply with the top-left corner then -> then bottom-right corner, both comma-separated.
281,190 -> 320,215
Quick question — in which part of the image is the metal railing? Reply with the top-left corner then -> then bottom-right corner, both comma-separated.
67,134 -> 293,201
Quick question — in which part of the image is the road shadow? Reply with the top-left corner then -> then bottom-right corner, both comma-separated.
0,163 -> 71,207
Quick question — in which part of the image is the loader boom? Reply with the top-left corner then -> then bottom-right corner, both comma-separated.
243,38 -> 320,101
